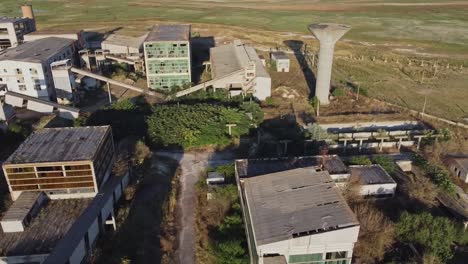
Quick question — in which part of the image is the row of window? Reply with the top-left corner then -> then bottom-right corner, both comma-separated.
288,251 -> 349,264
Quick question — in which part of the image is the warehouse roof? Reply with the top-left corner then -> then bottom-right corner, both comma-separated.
210,40 -> 270,79
145,24 -> 190,42
4,126 -> 111,165
242,168 -> 358,245
102,33 -> 146,49
349,165 -> 396,185
0,198 -> 91,256
0,37 -> 75,63
236,156 -> 349,178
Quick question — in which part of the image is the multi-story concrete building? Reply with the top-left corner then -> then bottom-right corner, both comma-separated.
0,37 -> 76,100
2,126 -> 115,201
0,5 -> 36,50
209,40 -> 271,100
235,158 -> 360,264
144,24 -> 191,90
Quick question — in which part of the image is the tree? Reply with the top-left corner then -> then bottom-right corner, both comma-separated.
396,212 -> 457,261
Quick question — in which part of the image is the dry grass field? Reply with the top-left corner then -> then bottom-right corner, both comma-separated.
1,0 -> 467,121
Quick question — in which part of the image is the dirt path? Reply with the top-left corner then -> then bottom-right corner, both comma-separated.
156,150 -> 235,264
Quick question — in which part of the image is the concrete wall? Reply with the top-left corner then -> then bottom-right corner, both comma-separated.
275,59 -> 290,72
254,76 -> 271,101
0,254 -> 48,264
448,161 -> 468,183
360,183 -> 397,197
0,60 -> 49,99
24,34 -> 79,42
257,226 -> 359,264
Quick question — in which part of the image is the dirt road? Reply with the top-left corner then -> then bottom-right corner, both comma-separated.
156,151 -> 235,264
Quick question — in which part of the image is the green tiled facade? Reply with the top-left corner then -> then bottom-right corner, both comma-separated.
144,41 -> 191,90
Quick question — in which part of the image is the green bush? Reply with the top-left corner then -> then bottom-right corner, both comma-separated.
349,156 -> 372,165
309,96 -> 319,109
215,164 -> 236,183
332,87 -> 346,97
264,96 -> 276,107
396,211 -> 457,261
373,156 -> 397,175
413,154 -> 455,195
146,103 -> 260,149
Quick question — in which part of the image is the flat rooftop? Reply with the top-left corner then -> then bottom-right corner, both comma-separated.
242,168 -> 358,245
451,157 -> 468,170
0,17 -> 27,24
271,51 -> 289,60
210,40 -> 270,79
236,156 -> 349,178
349,165 -> 396,185
4,126 -> 110,165
103,33 -> 147,49
145,24 -> 190,42
0,37 -> 75,63
0,198 -> 91,257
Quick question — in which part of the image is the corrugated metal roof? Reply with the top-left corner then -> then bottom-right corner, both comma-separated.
145,24 -> 190,42
236,156 -> 348,178
210,40 -> 270,79
4,126 -> 110,165
1,192 -> 42,221
0,198 -> 91,256
243,168 -> 358,246
349,165 -> 396,185
0,37 -> 75,63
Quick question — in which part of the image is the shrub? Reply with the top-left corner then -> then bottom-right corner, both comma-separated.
264,96 -> 276,107
413,154 -> 456,195
396,212 -> 457,261
146,103 -> 259,149
349,156 -> 372,166
373,156 -> 397,175
309,96 -> 319,109
332,87 -> 346,97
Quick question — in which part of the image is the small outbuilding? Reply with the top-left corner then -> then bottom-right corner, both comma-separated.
270,51 -> 290,72
206,172 -> 225,185
447,156 -> 468,183
349,164 -> 397,198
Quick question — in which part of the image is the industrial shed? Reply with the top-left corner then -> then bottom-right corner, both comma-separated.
101,34 -> 146,55
447,156 -> 468,183
2,126 -> 115,200
270,51 -> 290,72
209,40 -> 271,100
349,165 -> 397,198
236,160 -> 359,264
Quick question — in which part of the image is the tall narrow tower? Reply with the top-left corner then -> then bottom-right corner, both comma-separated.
308,23 -> 350,105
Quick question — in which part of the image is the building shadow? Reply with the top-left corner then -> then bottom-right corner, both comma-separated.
283,40 -> 316,98
191,36 -> 215,85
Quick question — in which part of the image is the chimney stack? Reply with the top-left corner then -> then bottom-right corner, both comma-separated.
21,5 -> 35,20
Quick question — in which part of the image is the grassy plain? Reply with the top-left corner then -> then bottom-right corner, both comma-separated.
2,0 -> 468,53
1,0 -> 467,121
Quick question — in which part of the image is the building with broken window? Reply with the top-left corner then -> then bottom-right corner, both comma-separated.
2,126 -> 115,201
144,24 -> 191,90
0,5 -> 36,50
235,158 -> 360,264
0,37 -> 76,100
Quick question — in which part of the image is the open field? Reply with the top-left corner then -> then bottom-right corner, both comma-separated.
2,0 -> 468,54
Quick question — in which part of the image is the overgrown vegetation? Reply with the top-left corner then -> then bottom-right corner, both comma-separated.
413,154 -> 456,195
147,102 -> 262,149
373,155 -> 397,175
195,164 -> 248,264
75,98 -> 149,141
396,212 -> 460,262
349,156 -> 372,166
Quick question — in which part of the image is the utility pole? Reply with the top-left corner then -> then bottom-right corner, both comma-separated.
422,96 -> 427,114
107,82 -> 112,104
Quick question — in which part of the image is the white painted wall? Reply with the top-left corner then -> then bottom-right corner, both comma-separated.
102,43 -> 140,55
257,226 -> 360,264
254,76 -> 271,101
1,220 -> 25,233
360,183 -> 397,196
275,59 -> 290,72
0,60 -> 49,99
0,254 -> 48,264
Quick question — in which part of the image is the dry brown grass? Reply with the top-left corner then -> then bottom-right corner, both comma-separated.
352,202 -> 395,264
